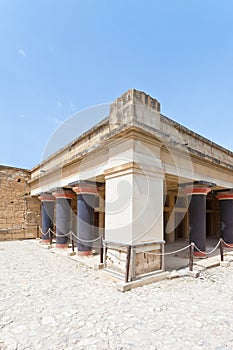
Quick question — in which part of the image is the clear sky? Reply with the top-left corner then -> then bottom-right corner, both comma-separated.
1,0 -> 233,169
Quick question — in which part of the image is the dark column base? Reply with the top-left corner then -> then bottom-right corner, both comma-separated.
77,250 -> 93,256
56,243 -> 69,249
41,239 -> 50,245
223,243 -> 233,248
194,251 -> 206,258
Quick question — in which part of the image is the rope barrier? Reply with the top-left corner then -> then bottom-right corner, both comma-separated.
49,228 -> 56,236
138,238 -> 231,258
39,227 -> 51,237
221,239 -> 233,249
139,244 -> 192,257
39,226 -> 233,263
52,230 -> 71,238
70,232 -> 102,243
193,240 -> 221,255
39,227 -> 102,243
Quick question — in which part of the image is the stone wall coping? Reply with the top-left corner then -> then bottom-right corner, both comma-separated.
0,165 -> 30,172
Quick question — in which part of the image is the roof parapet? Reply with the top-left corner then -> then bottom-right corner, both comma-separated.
109,89 -> 161,131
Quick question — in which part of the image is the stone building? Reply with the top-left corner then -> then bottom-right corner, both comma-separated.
0,166 -> 40,240
1,89 -> 233,282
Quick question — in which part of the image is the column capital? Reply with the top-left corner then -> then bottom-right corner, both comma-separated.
73,186 -> 98,195
184,186 -> 212,196
69,180 -> 102,195
38,193 -> 55,202
52,188 -> 74,199
216,192 -> 233,200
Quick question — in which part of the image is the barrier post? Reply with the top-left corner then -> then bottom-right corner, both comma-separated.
49,229 -> 53,245
220,238 -> 224,262
100,237 -> 104,264
104,244 -> 108,269
70,232 -> 74,252
189,243 -> 194,271
125,245 -> 131,283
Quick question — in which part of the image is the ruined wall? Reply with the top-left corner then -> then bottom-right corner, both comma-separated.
0,166 -> 40,241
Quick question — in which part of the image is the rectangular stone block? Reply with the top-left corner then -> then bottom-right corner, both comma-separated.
104,242 -> 164,280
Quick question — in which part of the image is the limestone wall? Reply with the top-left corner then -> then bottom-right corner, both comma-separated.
0,166 -> 40,241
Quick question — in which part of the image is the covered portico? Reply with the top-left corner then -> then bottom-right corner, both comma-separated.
29,89 -> 233,282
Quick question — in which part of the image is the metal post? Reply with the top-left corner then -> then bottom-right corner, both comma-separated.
189,243 -> 194,271
125,245 -> 131,283
104,245 -> 108,268
71,232 -> 74,252
100,237 -> 104,264
220,238 -> 224,262
49,229 -> 53,245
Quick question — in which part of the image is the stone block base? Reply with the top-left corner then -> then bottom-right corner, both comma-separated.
104,241 -> 165,281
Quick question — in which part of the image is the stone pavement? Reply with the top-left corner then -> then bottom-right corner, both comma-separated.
1,241 -> 233,350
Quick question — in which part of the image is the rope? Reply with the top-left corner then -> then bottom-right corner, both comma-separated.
52,230 -> 71,238
39,227 -> 102,243
138,239 -> 224,258
49,228 -> 56,236
39,227 -> 231,259
221,238 -> 233,249
39,226 -> 51,237
193,240 -> 221,255
70,231 -> 102,243
140,244 -> 192,257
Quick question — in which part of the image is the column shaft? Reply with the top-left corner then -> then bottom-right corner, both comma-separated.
52,190 -> 74,248
185,187 -> 211,257
38,193 -> 55,244
71,182 -> 99,256
77,193 -> 95,254
217,194 -> 233,246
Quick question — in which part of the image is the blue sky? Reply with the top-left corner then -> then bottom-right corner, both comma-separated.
1,0 -> 233,169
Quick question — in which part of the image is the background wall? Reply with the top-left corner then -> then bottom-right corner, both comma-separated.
0,166 -> 40,241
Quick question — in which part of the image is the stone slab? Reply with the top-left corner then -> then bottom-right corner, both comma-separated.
194,257 -> 220,269
220,261 -> 230,267
116,271 -> 169,292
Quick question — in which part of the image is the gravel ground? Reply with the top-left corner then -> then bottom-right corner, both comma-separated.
0,240 -> 233,350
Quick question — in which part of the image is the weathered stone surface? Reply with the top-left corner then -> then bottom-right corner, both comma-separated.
1,240 -> 233,349
0,166 -> 40,241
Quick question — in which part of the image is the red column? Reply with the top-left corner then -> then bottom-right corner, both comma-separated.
72,183 -> 98,256
52,189 -> 74,248
185,186 -> 211,257
38,193 -> 55,244
216,193 -> 233,247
